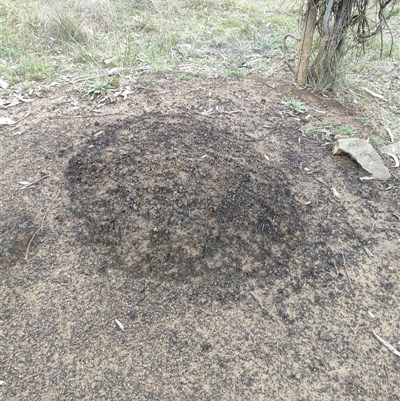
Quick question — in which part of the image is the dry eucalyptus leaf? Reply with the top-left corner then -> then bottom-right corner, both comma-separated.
115,319 -> 125,331
331,186 -> 341,198
0,78 -> 9,89
0,117 -> 15,125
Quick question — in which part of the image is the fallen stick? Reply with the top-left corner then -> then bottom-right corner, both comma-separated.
25,190 -> 60,260
250,291 -> 267,311
342,252 -> 353,290
372,331 -> 400,357
20,174 -> 50,189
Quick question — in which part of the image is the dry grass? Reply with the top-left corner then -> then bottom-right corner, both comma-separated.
0,0 -> 298,84
0,0 -> 399,140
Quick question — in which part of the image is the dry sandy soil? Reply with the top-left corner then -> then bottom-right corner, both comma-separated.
1,75 -> 400,400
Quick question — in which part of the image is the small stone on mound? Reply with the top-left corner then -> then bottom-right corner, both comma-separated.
333,138 -> 391,180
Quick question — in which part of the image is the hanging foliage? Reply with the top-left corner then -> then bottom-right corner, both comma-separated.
295,0 -> 399,90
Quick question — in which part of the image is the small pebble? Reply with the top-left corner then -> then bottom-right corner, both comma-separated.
128,309 -> 136,319
369,188 -> 378,197
320,332 -> 333,341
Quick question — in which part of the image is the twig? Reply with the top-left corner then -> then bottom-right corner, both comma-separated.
21,174 -> 50,189
48,113 -> 122,120
250,291 -> 267,311
385,126 -> 394,143
314,177 -> 329,188
25,190 -> 60,260
333,260 -> 339,277
363,87 -> 387,101
327,259 -> 339,286
342,252 -> 353,290
372,331 -> 400,357
384,364 -> 393,401
14,112 -> 32,124
282,34 -> 300,74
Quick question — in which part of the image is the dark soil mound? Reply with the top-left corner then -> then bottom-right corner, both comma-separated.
65,113 -> 305,277
0,209 -> 34,267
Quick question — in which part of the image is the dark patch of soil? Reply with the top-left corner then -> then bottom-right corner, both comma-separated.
1,75 -> 399,400
0,209 -> 34,266
65,114 -> 304,278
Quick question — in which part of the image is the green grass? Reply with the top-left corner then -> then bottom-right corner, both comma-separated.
0,0 -> 399,143
369,135 -> 385,148
88,79 -> 115,98
333,124 -> 356,137
0,0 -> 299,88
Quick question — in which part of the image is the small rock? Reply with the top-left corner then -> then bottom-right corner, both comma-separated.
201,342 -> 212,352
128,309 -> 136,319
369,188 -> 379,197
333,138 -> 391,180
320,332 -> 333,341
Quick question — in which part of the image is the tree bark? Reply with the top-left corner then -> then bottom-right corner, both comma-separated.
295,0 -> 318,86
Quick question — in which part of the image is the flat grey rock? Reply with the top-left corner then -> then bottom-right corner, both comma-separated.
333,138 -> 391,180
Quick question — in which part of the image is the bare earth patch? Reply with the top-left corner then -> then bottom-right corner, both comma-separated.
1,76 -> 399,400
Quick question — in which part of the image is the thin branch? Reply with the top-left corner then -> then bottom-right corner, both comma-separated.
25,190 -> 60,260
21,175 -> 50,189
342,252 -> 353,290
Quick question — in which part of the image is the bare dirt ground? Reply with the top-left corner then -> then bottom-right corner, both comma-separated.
1,75 -> 400,400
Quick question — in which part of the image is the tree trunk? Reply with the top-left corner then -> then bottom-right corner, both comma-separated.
295,0 -> 318,86
312,0 -> 355,90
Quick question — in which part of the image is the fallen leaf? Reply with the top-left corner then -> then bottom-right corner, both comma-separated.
0,117 -> 15,125
108,67 -> 124,75
115,319 -> 125,331
331,185 -> 341,198
364,247 -> 374,257
14,94 -> 35,103
372,331 -> 400,357
384,126 -> 394,143
0,78 -> 9,89
383,152 -> 399,168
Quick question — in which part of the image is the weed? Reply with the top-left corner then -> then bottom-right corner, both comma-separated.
0,0 -> 398,135
88,79 -> 114,97
12,61 -> 55,83
369,135 -> 384,148
227,70 -> 246,78
356,116 -> 371,126
333,125 -> 356,137
0,0 -> 296,85
178,74 -> 191,81
282,98 -> 307,114
304,127 -> 318,137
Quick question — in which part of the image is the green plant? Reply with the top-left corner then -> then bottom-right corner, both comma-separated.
304,127 -> 318,137
178,74 -> 191,81
227,69 -> 246,78
356,116 -> 371,126
88,79 -> 114,97
282,98 -> 307,114
369,135 -> 384,148
333,124 -> 356,137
